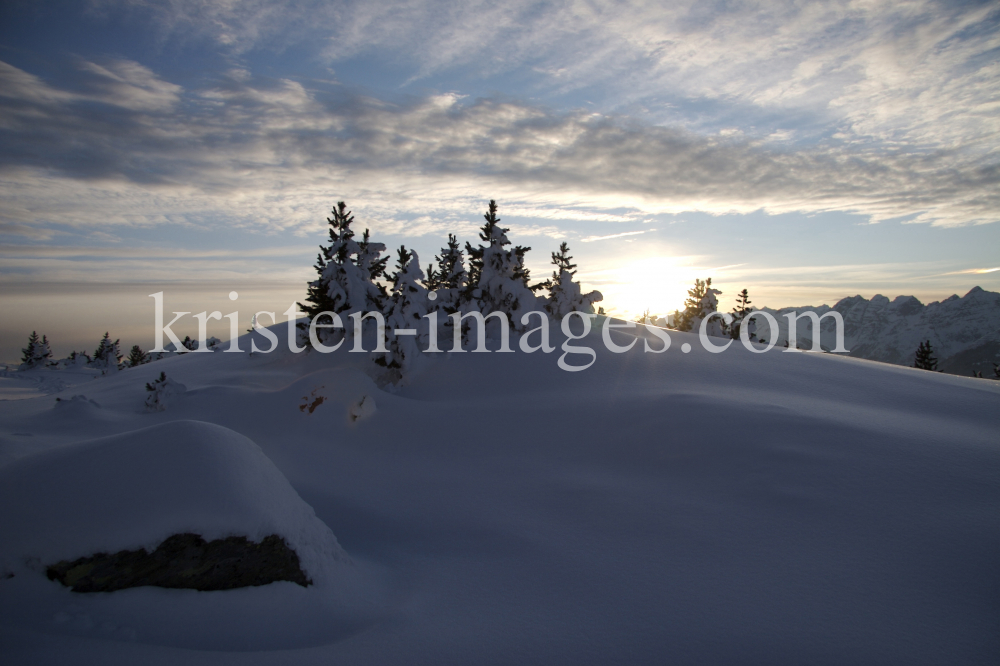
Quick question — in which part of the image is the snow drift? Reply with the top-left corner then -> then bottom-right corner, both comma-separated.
0,420 -> 347,586
0,320 -> 997,663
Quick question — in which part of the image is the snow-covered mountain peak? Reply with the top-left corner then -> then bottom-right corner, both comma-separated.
760,286 -> 1000,374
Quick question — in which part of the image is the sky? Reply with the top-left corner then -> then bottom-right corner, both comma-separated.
1,0 -> 999,360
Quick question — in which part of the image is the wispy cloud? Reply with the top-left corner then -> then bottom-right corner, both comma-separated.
939,267 -> 1000,276
91,1 -> 1000,150
581,230 -> 653,242
0,244 -> 315,259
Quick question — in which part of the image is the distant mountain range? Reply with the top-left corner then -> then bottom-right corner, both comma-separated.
756,287 -> 1000,377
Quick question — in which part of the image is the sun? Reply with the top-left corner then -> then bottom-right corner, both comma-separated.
591,256 -> 691,321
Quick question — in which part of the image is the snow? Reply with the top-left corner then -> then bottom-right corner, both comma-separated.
143,374 -> 187,411
0,377 -> 45,401
0,420 -> 348,582
0,321 -> 998,664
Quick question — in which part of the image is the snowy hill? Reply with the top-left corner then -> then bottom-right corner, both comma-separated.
0,321 -> 998,664
756,286 -> 1000,375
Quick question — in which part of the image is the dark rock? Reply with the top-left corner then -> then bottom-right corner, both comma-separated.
46,533 -> 311,593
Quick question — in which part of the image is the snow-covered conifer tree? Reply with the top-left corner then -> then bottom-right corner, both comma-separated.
424,263 -> 441,291
126,345 -> 148,367
544,242 -> 603,319
373,246 -> 431,383
20,331 -> 52,369
676,278 -> 722,334
36,335 -> 53,366
20,331 -> 39,367
463,200 -> 539,329
300,202 -> 388,347
431,233 -> 466,314
357,229 -> 390,301
91,332 -> 122,374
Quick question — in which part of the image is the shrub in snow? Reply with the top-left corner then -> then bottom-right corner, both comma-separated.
300,201 -> 389,348
63,351 -> 91,368
54,394 -> 101,408
544,243 -> 603,319
19,331 -> 52,369
373,246 -> 432,383
47,532 -> 310,592
174,335 -> 221,352
349,395 -> 376,422
144,372 -> 187,411
53,395 -> 102,418
90,332 -> 123,374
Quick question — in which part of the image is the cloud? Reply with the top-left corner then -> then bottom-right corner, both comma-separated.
0,56 -> 998,242
939,266 -> 1000,275
0,222 -> 59,240
0,244 -> 315,259
581,230 -> 653,242
88,1 -> 1000,149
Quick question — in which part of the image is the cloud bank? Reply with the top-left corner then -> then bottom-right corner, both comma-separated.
1,53 -> 997,241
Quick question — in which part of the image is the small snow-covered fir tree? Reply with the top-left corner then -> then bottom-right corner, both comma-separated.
424,233 -> 467,349
463,200 -> 539,329
544,243 -> 603,318
126,345 -> 148,367
913,340 -> 939,371
300,202 -> 388,347
676,278 -> 722,334
144,371 -> 187,411
373,246 -> 431,383
430,233 -> 466,314
20,332 -> 52,369
424,262 -> 441,291
36,335 -> 52,366
91,332 -> 122,374
20,331 -> 39,366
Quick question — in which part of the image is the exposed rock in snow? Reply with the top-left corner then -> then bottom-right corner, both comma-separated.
46,532 -> 310,593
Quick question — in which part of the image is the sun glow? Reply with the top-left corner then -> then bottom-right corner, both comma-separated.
587,256 -> 692,321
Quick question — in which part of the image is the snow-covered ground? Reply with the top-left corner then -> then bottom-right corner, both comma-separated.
0,322 -> 998,664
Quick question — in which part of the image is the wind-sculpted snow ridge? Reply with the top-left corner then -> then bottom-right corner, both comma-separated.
756,286 -> 1000,374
